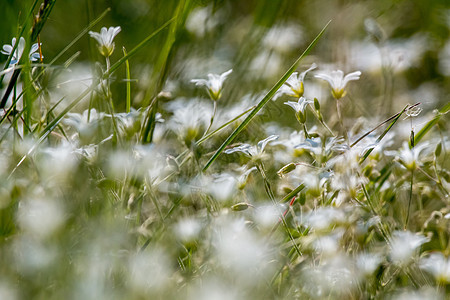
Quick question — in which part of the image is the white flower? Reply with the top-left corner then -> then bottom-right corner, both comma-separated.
274,63 -> 316,99
191,69 -> 232,101
174,218 -> 202,242
386,141 -> 428,171
284,96 -> 313,122
390,230 -> 429,265
224,135 -> 278,161
356,253 -> 382,276
419,252 -> 450,283
315,69 -> 361,99
299,206 -> 346,231
1,37 -> 41,65
263,23 -> 303,54
88,26 -> 121,57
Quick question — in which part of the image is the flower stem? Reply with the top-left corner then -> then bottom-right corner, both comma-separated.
336,100 -> 349,144
203,100 -> 217,138
405,128 -> 415,229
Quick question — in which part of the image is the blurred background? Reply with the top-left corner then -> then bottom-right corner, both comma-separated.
1,0 -> 449,120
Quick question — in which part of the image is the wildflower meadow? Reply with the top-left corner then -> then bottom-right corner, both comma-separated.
0,0 -> 449,299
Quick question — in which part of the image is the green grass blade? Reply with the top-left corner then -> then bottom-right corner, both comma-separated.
202,20 -> 331,172
281,184 -> 306,203
140,0 -> 192,143
413,101 -> 450,145
123,47 -> 131,113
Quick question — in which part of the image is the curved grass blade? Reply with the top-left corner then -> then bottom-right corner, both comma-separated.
202,20 -> 331,172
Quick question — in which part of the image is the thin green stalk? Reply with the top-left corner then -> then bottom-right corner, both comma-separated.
405,129 -> 415,229
336,99 -> 348,145
104,56 -> 119,146
361,182 -> 390,244
308,105 -> 335,136
123,47 -> 131,113
302,123 -> 310,139
203,100 -> 217,138
202,20 -> 331,172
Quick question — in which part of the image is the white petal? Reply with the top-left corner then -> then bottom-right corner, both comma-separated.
342,71 -> 362,86
284,101 -> 300,112
220,69 -> 233,79
314,73 -> 335,86
257,135 -> 278,154
190,79 -> 208,86
299,63 -> 317,81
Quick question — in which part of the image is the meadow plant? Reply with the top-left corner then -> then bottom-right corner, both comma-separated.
0,1 -> 449,299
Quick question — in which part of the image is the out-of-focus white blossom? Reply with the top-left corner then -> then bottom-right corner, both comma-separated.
300,255 -> 358,298
392,287 -> 443,300
263,23 -> 304,54
174,218 -> 202,242
213,216 -> 276,280
390,231 -> 429,265
18,198 -> 66,239
356,253 -> 382,276
128,249 -> 172,292
254,204 -> 284,228
299,207 -> 346,231
185,6 -> 221,38
419,252 -> 450,283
